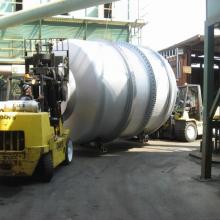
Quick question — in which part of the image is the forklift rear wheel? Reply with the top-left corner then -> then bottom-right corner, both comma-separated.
64,139 -> 73,165
40,153 -> 54,182
175,122 -> 197,142
185,122 -> 197,142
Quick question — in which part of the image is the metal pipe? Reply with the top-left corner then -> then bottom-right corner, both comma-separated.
176,48 -> 179,78
0,0 -> 118,29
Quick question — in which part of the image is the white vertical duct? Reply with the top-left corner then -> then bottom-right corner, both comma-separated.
0,0 -> 118,29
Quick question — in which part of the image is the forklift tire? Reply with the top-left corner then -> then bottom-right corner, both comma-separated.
64,139 -> 73,165
40,153 -> 54,182
175,122 -> 197,142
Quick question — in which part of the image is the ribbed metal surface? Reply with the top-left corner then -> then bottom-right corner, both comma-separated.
61,39 -> 177,144
139,46 -> 177,134
117,42 -> 157,137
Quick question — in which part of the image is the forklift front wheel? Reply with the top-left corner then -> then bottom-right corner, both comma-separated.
40,153 -> 54,182
64,139 -> 73,165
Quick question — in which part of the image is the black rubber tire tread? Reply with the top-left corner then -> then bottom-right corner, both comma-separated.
175,122 -> 197,142
40,153 -> 54,182
64,139 -> 73,165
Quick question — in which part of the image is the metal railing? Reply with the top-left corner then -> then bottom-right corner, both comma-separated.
0,39 -> 24,59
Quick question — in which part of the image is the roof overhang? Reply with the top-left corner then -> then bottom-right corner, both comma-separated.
43,16 -> 146,28
159,34 -> 220,54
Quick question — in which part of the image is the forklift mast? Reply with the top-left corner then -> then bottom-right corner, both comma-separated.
24,38 -> 69,127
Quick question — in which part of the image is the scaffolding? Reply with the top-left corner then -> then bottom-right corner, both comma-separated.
128,0 -> 148,45
0,0 -> 22,14
0,0 -> 147,62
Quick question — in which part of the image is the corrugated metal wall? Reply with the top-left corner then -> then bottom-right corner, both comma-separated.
40,22 -> 128,40
0,21 -> 129,59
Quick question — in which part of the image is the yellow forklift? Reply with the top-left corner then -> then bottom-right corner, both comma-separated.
0,40 -> 73,182
173,84 -> 203,141
152,84 -> 203,142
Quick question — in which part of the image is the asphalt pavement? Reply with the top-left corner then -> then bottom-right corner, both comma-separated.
0,139 -> 220,220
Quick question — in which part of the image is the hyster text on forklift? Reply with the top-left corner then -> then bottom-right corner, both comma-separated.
0,39 -> 73,182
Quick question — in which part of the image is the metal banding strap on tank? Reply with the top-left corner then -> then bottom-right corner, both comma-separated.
118,42 -> 157,135
103,42 -> 135,141
145,47 -> 176,128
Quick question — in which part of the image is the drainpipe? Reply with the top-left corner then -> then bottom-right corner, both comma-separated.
0,0 -> 118,30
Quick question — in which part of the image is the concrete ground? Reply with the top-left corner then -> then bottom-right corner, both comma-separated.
0,139 -> 220,220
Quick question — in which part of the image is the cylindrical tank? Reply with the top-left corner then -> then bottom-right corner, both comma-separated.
0,100 -> 39,112
60,40 -> 177,144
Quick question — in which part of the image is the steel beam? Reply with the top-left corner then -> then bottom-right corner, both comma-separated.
201,23 -> 214,179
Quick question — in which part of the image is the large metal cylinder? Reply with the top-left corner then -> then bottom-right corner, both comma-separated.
60,40 -> 177,144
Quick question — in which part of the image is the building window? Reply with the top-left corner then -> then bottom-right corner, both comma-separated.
15,0 -> 23,11
104,3 -> 112,18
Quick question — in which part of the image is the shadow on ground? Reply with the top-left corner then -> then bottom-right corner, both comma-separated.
74,139 -> 200,157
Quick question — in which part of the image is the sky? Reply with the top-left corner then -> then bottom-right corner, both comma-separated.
141,0 -> 206,50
